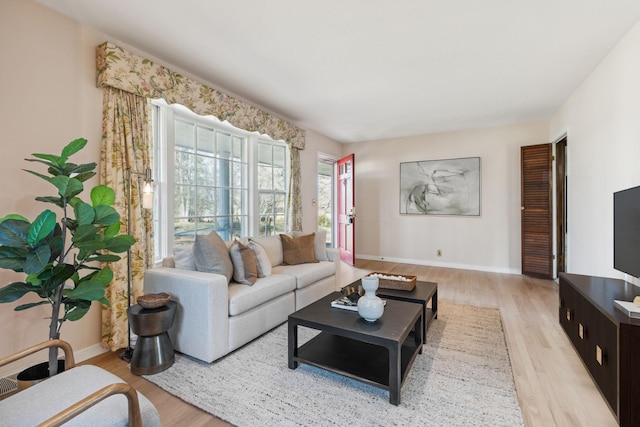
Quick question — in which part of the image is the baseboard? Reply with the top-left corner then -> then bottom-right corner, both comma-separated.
357,254 -> 521,275
0,343 -> 108,380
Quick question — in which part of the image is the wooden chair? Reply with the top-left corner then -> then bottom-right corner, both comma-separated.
0,340 -> 160,426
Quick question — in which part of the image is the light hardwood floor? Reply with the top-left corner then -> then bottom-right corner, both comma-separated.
87,260 -> 618,427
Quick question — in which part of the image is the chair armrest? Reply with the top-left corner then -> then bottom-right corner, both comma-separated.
0,339 -> 75,371
41,383 -> 142,427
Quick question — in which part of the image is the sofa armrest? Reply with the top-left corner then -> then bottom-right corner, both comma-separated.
144,267 -> 230,363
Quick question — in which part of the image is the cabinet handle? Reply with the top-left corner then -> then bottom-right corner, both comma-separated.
578,323 -> 584,339
596,345 -> 604,365
566,308 -> 572,321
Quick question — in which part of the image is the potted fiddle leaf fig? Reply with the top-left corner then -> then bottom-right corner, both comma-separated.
0,138 -> 135,379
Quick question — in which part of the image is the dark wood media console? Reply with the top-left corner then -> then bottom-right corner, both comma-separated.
559,273 -> 640,426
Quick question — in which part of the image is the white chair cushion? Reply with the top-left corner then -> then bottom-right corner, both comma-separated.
0,365 -> 160,426
228,274 -> 296,316
272,260 -> 337,289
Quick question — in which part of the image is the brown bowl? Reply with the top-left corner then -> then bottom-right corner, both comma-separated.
137,292 -> 171,309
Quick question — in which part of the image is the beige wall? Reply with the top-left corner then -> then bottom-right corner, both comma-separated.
550,19 -> 640,280
348,121 -> 548,273
0,0 -> 342,370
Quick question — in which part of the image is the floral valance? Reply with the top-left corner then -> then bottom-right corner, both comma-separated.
96,42 -> 305,149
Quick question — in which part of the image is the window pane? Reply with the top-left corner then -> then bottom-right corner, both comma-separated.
273,145 -> 286,168
274,215 -> 286,233
197,126 -> 215,155
273,166 -> 285,191
175,120 -> 195,151
274,194 -> 285,214
196,188 -> 217,217
197,156 -> 216,187
231,161 -> 245,188
217,132 -> 232,157
258,164 -> 272,190
232,136 -> 243,161
258,143 -> 272,164
174,185 -> 195,218
175,152 -> 195,185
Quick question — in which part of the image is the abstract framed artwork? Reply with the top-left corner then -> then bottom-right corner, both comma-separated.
400,157 -> 481,216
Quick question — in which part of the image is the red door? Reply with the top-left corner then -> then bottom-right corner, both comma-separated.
337,154 -> 355,265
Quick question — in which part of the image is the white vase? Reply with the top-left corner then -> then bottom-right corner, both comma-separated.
357,277 -> 384,322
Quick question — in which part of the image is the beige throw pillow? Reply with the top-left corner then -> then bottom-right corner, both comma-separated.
293,230 -> 328,261
193,231 -> 234,283
248,240 -> 272,277
280,233 -> 318,265
229,240 -> 258,285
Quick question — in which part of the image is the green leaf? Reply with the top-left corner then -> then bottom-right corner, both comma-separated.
64,304 -> 90,321
0,282 -> 34,303
0,246 -> 28,272
24,245 -> 51,275
68,162 -> 96,175
104,235 -> 136,253
75,202 -> 95,226
61,138 -> 87,160
94,206 -> 120,226
72,224 -> 100,243
27,210 -> 56,246
0,214 -> 29,224
67,280 -> 105,301
15,301 -> 49,311
24,168 -> 57,183
34,196 -> 64,208
0,219 -> 30,249
73,171 -> 96,183
91,185 -> 115,207
103,221 -> 121,239
86,253 -> 121,263
30,153 -> 63,167
93,266 -> 114,287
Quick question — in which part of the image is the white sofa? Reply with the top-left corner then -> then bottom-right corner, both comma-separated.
144,234 -> 339,363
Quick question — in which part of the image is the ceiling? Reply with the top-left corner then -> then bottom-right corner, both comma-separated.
37,0 -> 640,143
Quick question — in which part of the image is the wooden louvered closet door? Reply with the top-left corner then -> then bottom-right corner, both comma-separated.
521,143 -> 553,279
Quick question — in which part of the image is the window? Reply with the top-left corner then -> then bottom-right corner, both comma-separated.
258,141 -> 287,236
152,100 -> 289,261
317,155 -> 336,247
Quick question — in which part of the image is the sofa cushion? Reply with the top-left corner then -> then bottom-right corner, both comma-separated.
228,274 -> 296,316
229,240 -> 258,285
248,240 -> 272,277
249,235 -> 283,267
193,231 -> 234,283
281,233 -> 317,265
174,245 -> 196,270
272,260 -> 336,289
293,230 -> 328,261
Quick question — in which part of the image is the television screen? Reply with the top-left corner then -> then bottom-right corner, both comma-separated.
614,185 -> 640,278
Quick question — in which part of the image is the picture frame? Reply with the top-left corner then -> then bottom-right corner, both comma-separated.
400,157 -> 481,216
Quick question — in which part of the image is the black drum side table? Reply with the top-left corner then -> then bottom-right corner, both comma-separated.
127,300 -> 177,375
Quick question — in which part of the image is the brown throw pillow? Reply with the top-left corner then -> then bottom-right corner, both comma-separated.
229,240 -> 258,285
280,233 -> 317,265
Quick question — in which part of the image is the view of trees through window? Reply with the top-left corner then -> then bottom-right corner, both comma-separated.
317,158 -> 334,246
151,100 -> 290,260
174,118 -> 248,245
258,142 -> 287,236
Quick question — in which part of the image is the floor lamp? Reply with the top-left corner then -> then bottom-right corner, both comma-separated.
121,167 -> 154,361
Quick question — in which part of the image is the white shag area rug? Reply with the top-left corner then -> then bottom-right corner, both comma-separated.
145,302 -> 524,426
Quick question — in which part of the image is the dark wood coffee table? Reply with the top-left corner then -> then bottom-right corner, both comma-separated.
288,292 -> 423,405
341,279 -> 438,342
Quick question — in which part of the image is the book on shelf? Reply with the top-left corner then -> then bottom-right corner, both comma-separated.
613,299 -> 640,319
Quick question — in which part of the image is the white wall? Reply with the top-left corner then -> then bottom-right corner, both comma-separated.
349,121 -> 548,274
550,19 -> 640,280
0,0 -> 342,369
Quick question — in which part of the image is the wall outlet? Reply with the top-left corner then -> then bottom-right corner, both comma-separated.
437,249 -> 442,257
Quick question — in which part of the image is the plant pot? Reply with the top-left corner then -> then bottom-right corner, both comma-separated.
16,360 -> 66,391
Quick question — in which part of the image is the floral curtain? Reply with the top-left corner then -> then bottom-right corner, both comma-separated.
100,87 -> 153,351
96,42 -> 305,150
287,147 -> 303,232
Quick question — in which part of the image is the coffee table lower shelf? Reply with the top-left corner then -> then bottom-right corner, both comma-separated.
291,331 -> 421,402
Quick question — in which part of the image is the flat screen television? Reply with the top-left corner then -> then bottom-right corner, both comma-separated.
614,185 -> 640,278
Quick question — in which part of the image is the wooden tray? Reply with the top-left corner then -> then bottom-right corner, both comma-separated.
366,272 -> 417,291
